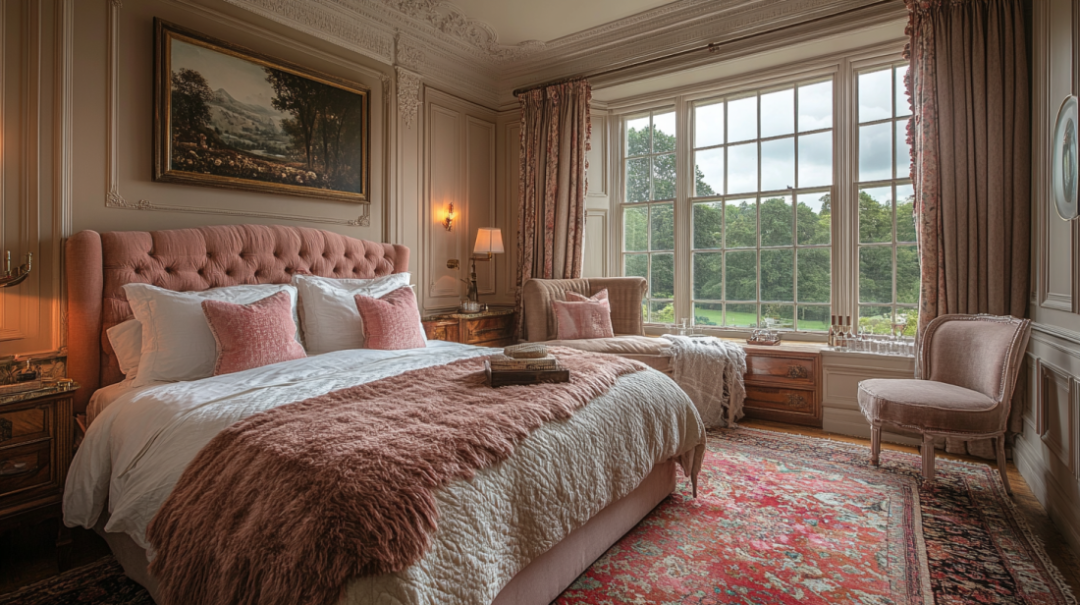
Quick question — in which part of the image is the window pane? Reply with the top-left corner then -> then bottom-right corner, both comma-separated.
652,253 -> 675,299
797,305 -> 830,331
651,300 -> 675,324
650,203 -> 674,250
797,248 -> 830,303
859,122 -> 893,182
760,88 -> 794,138
695,102 -> 724,148
693,252 -> 723,300
896,245 -> 919,304
726,303 -> 757,327
693,302 -> 722,327
858,69 -> 892,122
897,308 -> 919,336
859,245 -> 894,303
895,65 -> 911,117
859,187 -> 893,243
798,132 -> 832,187
798,81 -> 832,132
727,142 -> 758,194
760,195 -> 793,247
895,119 -> 910,179
796,192 -> 831,245
624,206 -> 648,251
859,305 -> 894,334
652,154 -> 676,200
728,96 -> 757,142
725,198 -> 757,248
725,250 -> 757,301
693,202 -> 723,249
761,137 -> 795,192
626,158 -> 649,202
761,303 -> 794,329
694,148 -> 724,197
626,116 -> 650,156
896,184 -> 916,243
624,254 -> 648,285
653,111 -> 677,153
760,249 -> 794,301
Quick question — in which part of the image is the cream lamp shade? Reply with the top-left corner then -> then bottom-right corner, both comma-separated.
473,228 -> 504,256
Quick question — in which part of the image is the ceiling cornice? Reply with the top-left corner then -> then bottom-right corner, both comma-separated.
214,0 -> 908,109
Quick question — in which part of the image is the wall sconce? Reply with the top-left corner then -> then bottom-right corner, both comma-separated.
0,251 -> 31,288
442,203 -> 455,231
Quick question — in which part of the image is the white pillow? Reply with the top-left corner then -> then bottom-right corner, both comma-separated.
293,273 -> 422,354
106,319 -> 143,379
124,283 -> 299,387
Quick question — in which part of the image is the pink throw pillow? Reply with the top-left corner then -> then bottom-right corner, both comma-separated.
553,289 -> 614,340
201,291 -> 306,376
354,287 -> 427,350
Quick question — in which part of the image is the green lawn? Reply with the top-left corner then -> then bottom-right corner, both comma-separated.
694,308 -> 829,332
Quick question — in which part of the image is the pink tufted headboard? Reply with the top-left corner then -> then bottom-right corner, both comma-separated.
65,224 -> 410,414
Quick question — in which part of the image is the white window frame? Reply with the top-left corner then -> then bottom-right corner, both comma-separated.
608,42 -> 909,341
853,59 -> 918,334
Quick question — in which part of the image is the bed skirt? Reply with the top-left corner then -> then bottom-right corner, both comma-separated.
95,460 -> 677,605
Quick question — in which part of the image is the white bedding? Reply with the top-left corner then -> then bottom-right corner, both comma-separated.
65,341 -> 705,605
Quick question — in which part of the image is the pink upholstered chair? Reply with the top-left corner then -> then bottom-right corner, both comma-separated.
857,314 -> 1031,494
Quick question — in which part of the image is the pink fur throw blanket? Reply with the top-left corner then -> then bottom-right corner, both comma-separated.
146,347 -> 648,605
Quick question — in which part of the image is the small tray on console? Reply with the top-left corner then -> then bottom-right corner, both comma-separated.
484,361 -> 570,387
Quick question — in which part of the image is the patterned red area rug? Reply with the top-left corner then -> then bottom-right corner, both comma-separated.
556,428 -> 1077,605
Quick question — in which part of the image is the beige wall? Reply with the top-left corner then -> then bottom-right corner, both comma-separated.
0,0 -> 515,362
1020,0 -> 1080,557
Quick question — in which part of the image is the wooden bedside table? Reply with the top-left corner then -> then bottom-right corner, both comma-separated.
423,307 -> 515,348
0,382 -> 79,570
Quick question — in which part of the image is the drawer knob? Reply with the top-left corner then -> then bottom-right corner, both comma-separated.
786,365 -> 809,379
0,459 -> 35,476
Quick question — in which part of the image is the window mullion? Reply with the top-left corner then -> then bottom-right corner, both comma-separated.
674,96 -> 692,326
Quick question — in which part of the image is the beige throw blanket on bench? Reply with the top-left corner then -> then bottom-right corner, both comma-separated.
146,348 -> 669,605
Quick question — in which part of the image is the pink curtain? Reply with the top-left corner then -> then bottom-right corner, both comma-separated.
905,0 -> 1030,458
515,80 -> 592,339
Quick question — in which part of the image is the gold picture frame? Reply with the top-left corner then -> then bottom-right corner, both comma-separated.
153,19 -> 370,203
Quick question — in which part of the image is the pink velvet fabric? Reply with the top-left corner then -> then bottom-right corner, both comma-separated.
553,289 -> 614,340
202,291 -> 306,376
65,225 -> 410,413
146,348 -> 648,605
354,287 -> 426,350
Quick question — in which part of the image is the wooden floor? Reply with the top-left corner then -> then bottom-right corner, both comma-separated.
1,421 -> 1078,598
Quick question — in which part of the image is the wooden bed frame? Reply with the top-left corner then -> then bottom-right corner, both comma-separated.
65,224 -> 675,605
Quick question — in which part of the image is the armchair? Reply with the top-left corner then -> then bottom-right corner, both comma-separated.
857,314 -> 1031,494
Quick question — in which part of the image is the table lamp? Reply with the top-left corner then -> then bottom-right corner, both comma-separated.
465,228 -> 504,310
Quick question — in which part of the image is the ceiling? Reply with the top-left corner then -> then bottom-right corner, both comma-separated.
446,0 -> 676,45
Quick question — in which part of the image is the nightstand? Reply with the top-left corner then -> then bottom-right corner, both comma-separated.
423,307 -> 516,348
0,382 -> 79,570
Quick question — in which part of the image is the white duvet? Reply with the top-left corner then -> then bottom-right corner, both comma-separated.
65,341 -> 705,605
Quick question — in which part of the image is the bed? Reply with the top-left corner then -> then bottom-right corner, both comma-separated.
62,224 -> 706,605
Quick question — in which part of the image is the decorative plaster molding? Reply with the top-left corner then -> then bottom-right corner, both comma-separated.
396,67 -> 422,128
395,34 -> 426,70
381,0 -> 545,61
105,0 -> 370,229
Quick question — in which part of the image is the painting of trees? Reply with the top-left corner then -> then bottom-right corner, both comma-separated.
156,22 -> 369,202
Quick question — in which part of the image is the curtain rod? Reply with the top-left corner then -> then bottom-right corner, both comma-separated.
511,0 -> 897,98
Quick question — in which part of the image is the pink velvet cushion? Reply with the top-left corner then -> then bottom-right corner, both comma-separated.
857,378 -> 1002,434
201,291 -> 307,376
553,289 -> 615,340
354,287 -> 427,350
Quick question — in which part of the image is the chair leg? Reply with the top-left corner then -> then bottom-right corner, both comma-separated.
921,433 -> 936,483
995,436 -> 1013,496
870,426 -> 882,466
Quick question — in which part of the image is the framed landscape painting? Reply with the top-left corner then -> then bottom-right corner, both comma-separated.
154,20 -> 370,203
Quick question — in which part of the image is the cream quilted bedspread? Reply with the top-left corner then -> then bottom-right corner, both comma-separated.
65,341 -> 705,605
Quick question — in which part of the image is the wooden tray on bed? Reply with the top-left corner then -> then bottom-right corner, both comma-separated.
484,361 -> 570,387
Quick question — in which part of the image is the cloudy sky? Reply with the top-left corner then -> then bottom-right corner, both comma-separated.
629,68 -> 911,200
171,37 -> 287,117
